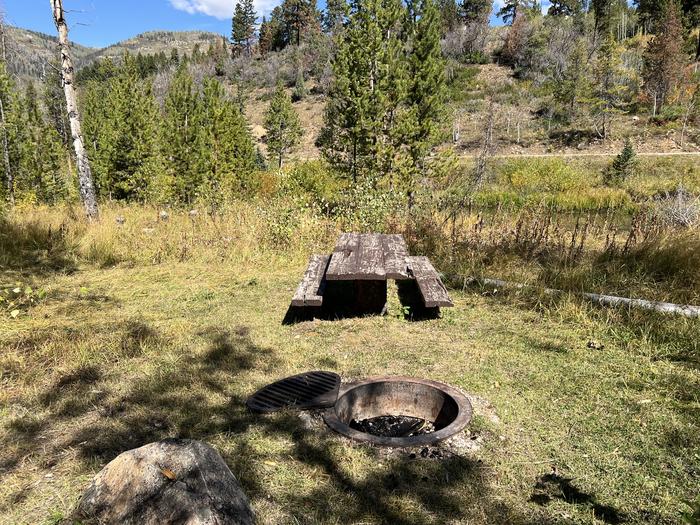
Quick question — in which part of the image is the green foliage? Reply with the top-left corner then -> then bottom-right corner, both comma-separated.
280,160 -> 343,212
83,54 -> 163,201
605,139 -> 638,184
0,282 -> 46,318
264,83 -> 303,168
682,494 -> 700,525
231,0 -> 257,56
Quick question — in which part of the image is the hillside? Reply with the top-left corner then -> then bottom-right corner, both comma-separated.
4,26 -> 95,78
4,26 -> 223,79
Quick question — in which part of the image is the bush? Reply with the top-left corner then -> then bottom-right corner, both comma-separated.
279,161 -> 344,213
604,140 -> 638,185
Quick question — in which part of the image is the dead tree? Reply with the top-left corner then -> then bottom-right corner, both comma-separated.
0,13 -> 12,205
50,0 -> 99,220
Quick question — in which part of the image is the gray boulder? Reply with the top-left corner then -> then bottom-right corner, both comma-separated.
74,438 -> 254,525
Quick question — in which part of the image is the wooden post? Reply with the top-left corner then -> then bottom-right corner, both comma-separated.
50,0 -> 99,220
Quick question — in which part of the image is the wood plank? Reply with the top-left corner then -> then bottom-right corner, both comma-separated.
355,234 -> 386,280
291,254 -> 330,306
382,234 -> 410,280
408,256 -> 453,307
326,233 -> 360,280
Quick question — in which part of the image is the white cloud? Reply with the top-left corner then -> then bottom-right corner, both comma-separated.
169,0 -> 278,20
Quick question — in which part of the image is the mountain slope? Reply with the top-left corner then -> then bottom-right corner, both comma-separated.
4,26 -> 224,80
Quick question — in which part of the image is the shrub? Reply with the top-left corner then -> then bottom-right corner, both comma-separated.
652,187 -> 700,228
604,140 -> 638,185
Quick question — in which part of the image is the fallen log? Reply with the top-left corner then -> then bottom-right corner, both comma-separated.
459,276 -> 700,319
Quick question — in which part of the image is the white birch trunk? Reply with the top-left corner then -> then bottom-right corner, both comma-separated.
50,0 -> 99,220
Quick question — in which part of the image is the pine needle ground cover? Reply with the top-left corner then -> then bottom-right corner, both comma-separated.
1,205 -> 698,525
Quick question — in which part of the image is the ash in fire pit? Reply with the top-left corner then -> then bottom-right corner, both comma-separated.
324,376 -> 472,447
350,415 -> 436,438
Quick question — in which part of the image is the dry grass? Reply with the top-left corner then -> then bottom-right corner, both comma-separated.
0,204 -> 698,524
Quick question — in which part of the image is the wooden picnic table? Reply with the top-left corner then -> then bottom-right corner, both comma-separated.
289,233 -> 453,320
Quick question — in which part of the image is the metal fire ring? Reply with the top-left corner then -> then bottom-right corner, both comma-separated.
323,376 -> 473,447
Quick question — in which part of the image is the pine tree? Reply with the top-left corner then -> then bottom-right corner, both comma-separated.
231,0 -> 257,56
0,61 -> 16,204
259,17 -> 274,55
642,0 -> 686,114
159,64 -> 202,204
605,139 -> 637,184
282,0 -> 320,46
498,0 -> 539,25
293,67 -> 308,101
554,38 -> 589,115
462,0 -> 493,23
404,0 -> 445,182
548,0 -> 582,16
590,34 -> 626,138
82,55 -> 163,200
324,0 -> 349,33
438,0 -> 461,33
591,0 -> 613,35
319,0 -> 408,182
264,82 -> 302,168
198,78 -> 257,199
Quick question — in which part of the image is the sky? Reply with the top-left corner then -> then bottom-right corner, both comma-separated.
2,0 -> 547,49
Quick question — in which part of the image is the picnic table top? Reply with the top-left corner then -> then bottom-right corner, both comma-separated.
325,233 -> 410,281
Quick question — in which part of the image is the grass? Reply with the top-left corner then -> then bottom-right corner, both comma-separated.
1,204 -> 698,524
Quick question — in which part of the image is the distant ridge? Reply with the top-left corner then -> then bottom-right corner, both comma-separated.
4,26 -> 224,80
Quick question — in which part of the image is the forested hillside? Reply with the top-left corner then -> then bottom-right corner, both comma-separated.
0,0 -> 699,207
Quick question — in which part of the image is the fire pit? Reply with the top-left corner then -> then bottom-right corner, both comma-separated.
323,376 -> 472,447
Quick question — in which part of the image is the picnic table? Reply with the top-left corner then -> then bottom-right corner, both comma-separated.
289,233 -> 452,320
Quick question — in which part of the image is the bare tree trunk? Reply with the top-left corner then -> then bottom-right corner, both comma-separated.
0,96 -> 13,205
50,0 -> 99,220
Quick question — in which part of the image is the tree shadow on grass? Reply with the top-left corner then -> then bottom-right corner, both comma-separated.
3,321 -> 537,523
530,473 -> 625,524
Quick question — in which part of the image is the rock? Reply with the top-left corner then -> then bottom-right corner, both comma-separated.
73,439 -> 254,525
159,210 -> 169,221
189,209 -> 199,218
115,216 -> 126,225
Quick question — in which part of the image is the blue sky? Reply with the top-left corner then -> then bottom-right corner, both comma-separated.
3,0 -> 543,49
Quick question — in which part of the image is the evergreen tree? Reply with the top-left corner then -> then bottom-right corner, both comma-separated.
591,0 -> 613,35
0,62 -> 19,204
642,0 -> 686,113
548,0 -> 582,16
319,0 -> 408,182
324,0 -> 350,33
293,67 -> 308,101
438,0 -> 461,33
281,0 -> 321,46
498,0 -> 539,25
605,139 -> 637,183
19,82 -> 66,203
198,78 -> 257,198
589,34 -> 626,138
404,0 -> 445,183
264,82 -> 302,168
554,38 -> 589,115
43,59 -> 70,146
259,16 -> 274,55
170,47 -> 180,66
462,0 -> 494,23
82,54 -> 163,200
159,64 -> 203,204
231,0 -> 257,56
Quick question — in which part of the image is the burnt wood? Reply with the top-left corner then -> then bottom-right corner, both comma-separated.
408,256 -> 454,308
291,254 -> 330,307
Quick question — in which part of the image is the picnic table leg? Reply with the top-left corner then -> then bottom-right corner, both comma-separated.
397,280 -> 440,320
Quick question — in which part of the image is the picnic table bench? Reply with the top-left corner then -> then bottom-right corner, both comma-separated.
289,233 -> 452,320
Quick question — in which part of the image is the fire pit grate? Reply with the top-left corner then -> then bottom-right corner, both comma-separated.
246,371 -> 341,413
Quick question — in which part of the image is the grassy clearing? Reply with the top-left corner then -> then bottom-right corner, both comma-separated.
0,205 -> 698,524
